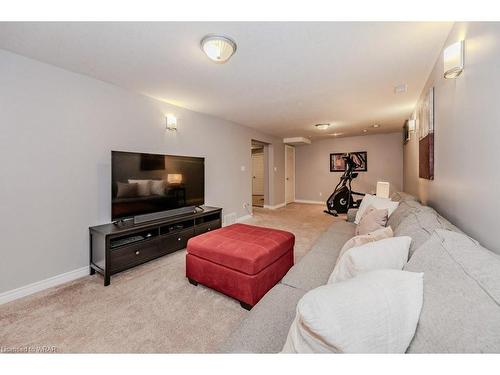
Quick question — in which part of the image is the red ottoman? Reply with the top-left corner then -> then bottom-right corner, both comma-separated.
186,223 -> 294,309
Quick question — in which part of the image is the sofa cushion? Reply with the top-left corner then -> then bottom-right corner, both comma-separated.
387,200 -> 424,231
219,283 -> 306,353
281,222 -> 355,291
390,191 -> 419,202
281,244 -> 343,291
394,207 -> 461,257
404,229 -> 500,353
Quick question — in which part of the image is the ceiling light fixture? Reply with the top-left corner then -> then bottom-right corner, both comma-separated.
444,40 -> 464,79
362,129 -> 368,133
201,34 -> 237,63
373,124 -> 380,128
315,123 -> 330,130
330,132 -> 344,137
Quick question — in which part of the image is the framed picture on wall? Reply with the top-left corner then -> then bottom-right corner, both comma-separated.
419,87 -> 434,140
330,151 -> 367,172
418,87 -> 435,180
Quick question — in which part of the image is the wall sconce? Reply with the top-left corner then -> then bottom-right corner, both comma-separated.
166,114 -> 177,131
444,40 -> 464,79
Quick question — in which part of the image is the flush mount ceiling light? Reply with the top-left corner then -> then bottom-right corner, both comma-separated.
201,34 -> 237,63
373,124 -> 380,128
362,129 -> 368,133
315,123 -> 330,130
444,40 -> 464,79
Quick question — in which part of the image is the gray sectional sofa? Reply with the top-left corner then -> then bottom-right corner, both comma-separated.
220,192 -> 500,353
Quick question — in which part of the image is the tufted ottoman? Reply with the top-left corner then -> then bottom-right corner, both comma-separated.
186,223 -> 295,310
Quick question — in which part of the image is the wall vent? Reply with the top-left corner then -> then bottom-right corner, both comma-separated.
223,213 -> 237,226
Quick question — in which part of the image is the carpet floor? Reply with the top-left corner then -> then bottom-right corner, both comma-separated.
0,203 -> 340,353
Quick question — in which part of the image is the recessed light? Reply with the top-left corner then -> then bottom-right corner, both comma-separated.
362,129 -> 368,133
373,124 -> 380,128
394,84 -> 407,94
315,123 -> 330,130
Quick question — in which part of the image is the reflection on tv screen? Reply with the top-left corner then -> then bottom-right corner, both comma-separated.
111,151 -> 205,220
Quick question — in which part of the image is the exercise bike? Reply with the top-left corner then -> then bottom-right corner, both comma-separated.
324,153 -> 366,217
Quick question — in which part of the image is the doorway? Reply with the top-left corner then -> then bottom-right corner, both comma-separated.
251,140 -> 268,208
285,145 -> 295,204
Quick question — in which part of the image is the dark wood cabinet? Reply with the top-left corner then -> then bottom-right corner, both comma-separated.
89,206 -> 222,285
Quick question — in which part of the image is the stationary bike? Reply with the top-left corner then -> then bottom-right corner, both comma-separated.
324,153 -> 366,217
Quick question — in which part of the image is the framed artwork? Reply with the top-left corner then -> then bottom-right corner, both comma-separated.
419,87 -> 434,140
330,151 -> 367,172
418,87 -> 435,180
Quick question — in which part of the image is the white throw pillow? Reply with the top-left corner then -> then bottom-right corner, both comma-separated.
336,226 -> 394,267
328,236 -> 411,284
150,180 -> 165,195
282,269 -> 424,353
128,179 -> 152,197
354,193 -> 399,224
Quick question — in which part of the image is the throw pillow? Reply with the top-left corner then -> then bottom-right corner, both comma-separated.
336,226 -> 394,267
282,269 -> 424,353
150,180 -> 165,195
116,182 -> 138,198
354,193 -> 399,224
355,205 -> 388,235
128,179 -> 152,197
328,236 -> 411,284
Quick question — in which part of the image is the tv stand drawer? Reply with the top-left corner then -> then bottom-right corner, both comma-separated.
160,229 -> 194,253
195,220 -> 222,235
110,240 -> 160,272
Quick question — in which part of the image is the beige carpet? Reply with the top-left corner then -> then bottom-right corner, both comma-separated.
0,203 -> 341,353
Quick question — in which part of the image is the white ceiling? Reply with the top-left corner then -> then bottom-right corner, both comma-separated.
0,22 -> 453,139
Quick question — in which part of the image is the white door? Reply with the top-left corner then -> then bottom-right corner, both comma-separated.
285,145 -> 295,204
252,153 -> 264,195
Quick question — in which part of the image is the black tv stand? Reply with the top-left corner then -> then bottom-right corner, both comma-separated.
89,206 -> 222,286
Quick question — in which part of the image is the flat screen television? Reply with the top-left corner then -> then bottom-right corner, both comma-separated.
111,151 -> 205,220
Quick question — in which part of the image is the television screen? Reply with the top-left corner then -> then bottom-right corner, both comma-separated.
111,151 -> 205,220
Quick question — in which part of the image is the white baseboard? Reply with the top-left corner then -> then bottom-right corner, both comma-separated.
294,199 -> 324,205
0,266 -> 89,305
236,214 -> 253,223
263,202 -> 286,210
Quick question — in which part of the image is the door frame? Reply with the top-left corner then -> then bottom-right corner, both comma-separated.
284,144 -> 295,204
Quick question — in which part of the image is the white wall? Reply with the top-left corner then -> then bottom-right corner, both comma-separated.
403,22 -> 500,254
295,133 -> 403,202
0,49 -> 285,293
